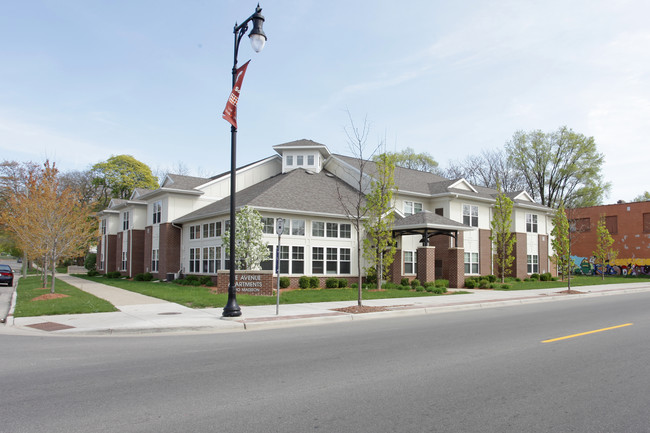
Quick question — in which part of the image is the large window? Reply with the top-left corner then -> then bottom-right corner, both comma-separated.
203,222 -> 216,238
404,201 -> 423,216
463,204 -> 478,227
527,255 -> 539,274
189,225 -> 201,240
202,247 -> 219,273
340,248 -> 351,274
526,214 -> 538,233
152,201 -> 162,224
122,212 -> 129,231
151,249 -> 159,272
340,224 -> 351,239
326,248 -> 338,274
262,217 -> 274,234
326,222 -> 338,237
291,219 -> 305,236
464,252 -> 479,274
189,248 -> 201,273
312,221 -> 325,237
292,246 -> 305,274
312,247 -> 324,274
404,251 -> 416,274
279,245 -> 289,274
121,252 -> 127,271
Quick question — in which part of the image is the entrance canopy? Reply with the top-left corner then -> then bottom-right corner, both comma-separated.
392,210 -> 474,247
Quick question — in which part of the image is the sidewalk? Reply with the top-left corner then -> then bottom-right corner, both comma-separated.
4,275 -> 650,336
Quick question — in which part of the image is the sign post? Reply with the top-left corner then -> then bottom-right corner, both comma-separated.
275,218 -> 284,315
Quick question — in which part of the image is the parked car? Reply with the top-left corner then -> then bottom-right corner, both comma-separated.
0,264 -> 13,286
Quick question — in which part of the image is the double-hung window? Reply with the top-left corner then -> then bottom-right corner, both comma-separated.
404,201 -> 423,216
312,221 -> 325,237
526,214 -> 538,233
527,255 -> 539,274
312,247 -> 324,274
122,212 -> 129,230
189,248 -> 201,273
152,201 -> 162,224
404,251 -> 416,274
262,217 -> 274,234
292,246 -> 305,274
151,249 -> 159,272
291,219 -> 305,236
464,252 -> 479,274
463,204 -> 479,227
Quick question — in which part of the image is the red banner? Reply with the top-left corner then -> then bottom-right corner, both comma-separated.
222,60 -> 251,129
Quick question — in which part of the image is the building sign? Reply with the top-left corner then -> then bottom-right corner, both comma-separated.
215,270 -> 273,296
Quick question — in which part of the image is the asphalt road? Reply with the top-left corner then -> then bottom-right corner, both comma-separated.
2,291 -> 650,433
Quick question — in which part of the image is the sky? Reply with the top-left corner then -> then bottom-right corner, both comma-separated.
1,0 -> 648,203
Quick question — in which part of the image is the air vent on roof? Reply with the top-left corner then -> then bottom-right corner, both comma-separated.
325,172 -> 334,177
306,170 -> 315,175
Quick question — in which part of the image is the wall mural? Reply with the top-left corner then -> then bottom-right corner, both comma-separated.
570,256 -> 650,276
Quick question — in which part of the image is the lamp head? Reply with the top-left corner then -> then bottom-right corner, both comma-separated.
249,5 -> 267,53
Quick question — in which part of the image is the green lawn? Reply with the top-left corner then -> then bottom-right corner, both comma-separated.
493,275 -> 650,290
75,275 -> 465,308
14,276 -> 118,317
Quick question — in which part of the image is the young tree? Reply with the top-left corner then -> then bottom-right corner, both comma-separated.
1,161 -> 97,292
551,203 -> 571,282
363,153 -> 398,290
489,183 -> 516,283
593,215 -> 617,280
633,191 -> 650,202
506,126 -> 610,208
91,155 -> 159,207
223,206 -> 270,270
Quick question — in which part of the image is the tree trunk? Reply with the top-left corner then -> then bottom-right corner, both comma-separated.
50,261 -> 56,294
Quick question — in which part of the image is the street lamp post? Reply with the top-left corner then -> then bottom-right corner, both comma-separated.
223,5 -> 267,318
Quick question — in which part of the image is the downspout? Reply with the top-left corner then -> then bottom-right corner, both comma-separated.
172,223 -> 183,274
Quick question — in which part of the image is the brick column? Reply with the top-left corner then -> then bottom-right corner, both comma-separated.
417,246 -> 436,284
390,248 -> 403,283
538,234 -> 549,274
448,247 -> 465,288
512,233 -> 528,279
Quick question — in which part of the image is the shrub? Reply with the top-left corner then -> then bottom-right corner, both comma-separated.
365,268 -> 377,285
433,287 -> 446,294
199,276 -> 212,286
383,282 -> 398,290
425,286 -> 434,293
309,276 -> 320,288
540,272 -> 552,281
400,284 -> 411,290
523,278 -> 531,282
423,281 -> 435,288
411,279 -> 420,288
280,277 -> 290,289
351,283 -> 358,289
325,278 -> 339,288
415,285 -> 425,292
185,275 -> 199,282
515,278 -> 522,282
489,283 -> 498,289
486,274 -> 497,283
87,269 -> 100,277
530,273 -> 540,281
134,272 -> 154,282
501,284 -> 511,289
299,276 -> 311,289
338,279 -> 348,288
105,271 -> 122,279
84,253 -> 97,271
401,278 -> 410,286
478,280 -> 490,289
435,279 -> 449,289
465,280 -> 476,289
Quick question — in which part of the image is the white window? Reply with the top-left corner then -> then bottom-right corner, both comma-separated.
189,248 -> 201,273
297,155 -> 304,165
122,212 -> 129,231
340,223 -> 351,239
152,201 -> 162,224
326,222 -> 338,237
404,201 -> 423,216
312,247 -> 324,274
340,248 -> 351,274
464,252 -> 479,274
404,251 -> 416,274
101,219 -> 107,235
526,214 -> 538,233
152,249 -> 159,272
99,253 -> 104,270
307,155 -> 315,166
463,204 -> 479,227
286,155 -> 293,166
203,222 -> 216,238
189,225 -> 201,240
202,247 -> 218,273
326,248 -> 338,274
278,245 -> 289,273
312,221 -> 324,237
527,255 -> 539,274
261,217 -> 274,234
291,219 -> 305,236
292,246 -> 305,274
121,252 -> 127,271
215,221 -> 222,237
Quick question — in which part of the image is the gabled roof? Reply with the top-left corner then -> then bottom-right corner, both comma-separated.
174,168 -> 364,223
273,139 -> 331,158
393,210 -> 474,232
162,174 -> 211,190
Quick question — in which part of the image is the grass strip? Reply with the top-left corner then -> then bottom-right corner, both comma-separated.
14,276 -> 118,317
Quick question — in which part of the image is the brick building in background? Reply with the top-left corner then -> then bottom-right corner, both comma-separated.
569,201 -> 650,266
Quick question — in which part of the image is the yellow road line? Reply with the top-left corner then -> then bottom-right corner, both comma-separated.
542,323 -> 633,343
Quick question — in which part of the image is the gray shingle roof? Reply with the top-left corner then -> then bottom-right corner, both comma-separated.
393,210 -> 473,231
174,168 -> 365,223
163,174 -> 210,190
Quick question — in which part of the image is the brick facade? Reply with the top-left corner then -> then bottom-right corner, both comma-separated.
144,226 -> 153,274
390,249 -> 403,283
512,233 -> 529,280
159,223 -> 181,279
416,246 -> 436,283
479,229 -> 492,275
447,247 -> 465,288
538,234 -> 549,274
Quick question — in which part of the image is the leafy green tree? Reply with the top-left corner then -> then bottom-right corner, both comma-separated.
223,206 -> 270,270
505,126 -> 609,208
91,155 -> 159,207
593,215 -> 617,280
381,147 -> 438,173
633,191 -> 650,202
363,153 -> 398,290
489,183 -> 516,283
551,203 -> 571,282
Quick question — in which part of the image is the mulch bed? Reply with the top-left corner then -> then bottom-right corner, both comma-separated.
333,305 -> 392,314
555,289 -> 586,294
31,293 -> 70,301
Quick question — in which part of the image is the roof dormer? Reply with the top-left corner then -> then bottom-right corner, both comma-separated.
273,139 -> 331,173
